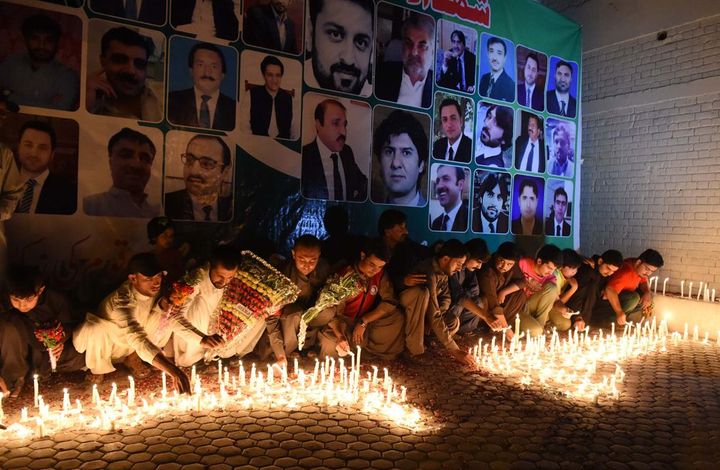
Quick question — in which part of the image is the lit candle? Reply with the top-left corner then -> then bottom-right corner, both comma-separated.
21,407 -> 28,422
294,358 -> 299,377
713,289 -> 716,302
689,282 -> 693,299
162,372 -> 167,399
240,361 -> 246,386
693,325 -> 699,341
92,384 -> 100,405
662,278 -> 669,296
33,374 -> 39,408
697,282 -> 704,300
191,365 -> 196,386
63,388 -> 70,413
128,376 -> 135,406
684,323 -> 689,340
681,280 -> 685,298
218,359 -> 223,385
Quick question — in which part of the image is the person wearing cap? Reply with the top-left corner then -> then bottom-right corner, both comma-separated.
172,245 -> 267,367
147,216 -> 190,283
73,253 -> 223,391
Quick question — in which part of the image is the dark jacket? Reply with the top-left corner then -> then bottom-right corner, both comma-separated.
243,3 -> 298,54
36,173 -> 77,215
167,88 -> 236,131
517,82 -> 544,111
249,86 -> 292,138
375,61 -> 433,108
437,50 -> 476,92
301,140 -> 367,202
431,201 -> 469,232
514,136 -> 546,173
478,70 -> 515,102
432,135 -> 472,163
511,216 -> 544,236
171,0 -> 239,40
164,189 -> 233,222
546,90 -> 577,118
91,0 -> 166,24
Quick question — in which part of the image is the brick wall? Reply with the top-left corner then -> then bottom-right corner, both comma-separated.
580,14 -> 720,290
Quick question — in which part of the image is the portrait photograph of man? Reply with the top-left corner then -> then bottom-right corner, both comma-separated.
511,174 -> 545,236
475,102 -> 513,169
544,179 -> 573,237
243,0 -> 302,54
239,51 -> 301,140
167,38 -> 237,131
370,106 -> 429,207
478,34 -> 515,103
435,20 -> 476,94
375,5 -> 435,109
546,118 -> 576,178
82,123 -> 163,218
428,163 -> 469,233
1,114 -> 78,216
516,46 -> 547,111
546,57 -> 578,118
301,94 -> 370,202
304,0 -> 374,97
171,0 -> 240,42
86,21 -> 165,122
471,170 -> 510,234
432,93 -> 473,164
164,131 -> 234,222
514,111 -> 545,174
90,0 -> 167,25
0,4 -> 81,112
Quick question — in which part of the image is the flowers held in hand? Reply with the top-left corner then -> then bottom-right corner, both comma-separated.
34,321 -> 65,350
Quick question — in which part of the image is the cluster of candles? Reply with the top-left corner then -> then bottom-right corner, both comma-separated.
472,316 -> 690,402
0,346 -> 423,440
648,276 -> 717,302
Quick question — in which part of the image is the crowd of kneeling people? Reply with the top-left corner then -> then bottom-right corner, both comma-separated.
0,209 -> 664,397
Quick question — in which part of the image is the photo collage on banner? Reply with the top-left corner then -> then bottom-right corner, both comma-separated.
0,0 -> 581,271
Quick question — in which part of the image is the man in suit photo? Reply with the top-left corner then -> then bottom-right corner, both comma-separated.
478,36 -> 514,103
546,60 -> 577,118
240,55 -> 296,139
302,99 -> 368,202
375,12 -> 435,108
171,0 -> 239,41
91,0 -> 167,25
168,42 -> 236,131
511,178 -> 543,236
514,114 -> 545,173
243,0 -> 298,54
472,171 -> 509,234
430,164 -> 468,232
372,109 -> 428,207
548,122 -> 575,177
475,104 -> 513,168
437,29 -> 475,93
433,98 -> 472,163
14,120 -> 76,215
545,187 -> 571,237
165,134 -> 233,222
305,0 -> 374,96
517,52 -> 543,111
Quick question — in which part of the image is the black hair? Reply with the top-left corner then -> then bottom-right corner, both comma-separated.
561,249 -> 583,269
495,242 -> 520,262
436,239 -> 468,260
638,249 -> 664,268
373,110 -> 428,168
377,209 -> 407,237
556,60 -> 573,74
553,187 -> 568,202
525,52 -> 539,68
260,55 -> 284,75
485,105 -> 513,150
101,26 -> 154,58
314,99 -> 346,126
188,42 -> 227,73
309,0 -> 374,28
519,179 -> 539,198
19,120 -> 56,149
451,30 -> 466,45
465,239 -> 490,263
536,244 -> 563,266
210,245 -> 241,270
294,234 -> 322,250
487,36 -> 506,55
108,127 -> 156,156
600,249 -> 624,268
362,238 -> 390,262
439,98 -> 463,120
6,264 -> 44,298
187,134 -> 232,168
437,164 -> 466,183
477,172 -> 508,202
22,14 -> 60,42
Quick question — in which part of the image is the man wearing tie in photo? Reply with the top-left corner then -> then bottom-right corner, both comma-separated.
301,99 -> 368,202
546,60 -> 576,118
472,172 -> 509,234
545,187 -> 571,237
437,30 -> 475,93
514,114 -> 545,173
432,98 -> 471,163
430,165 -> 468,232
517,53 -> 543,111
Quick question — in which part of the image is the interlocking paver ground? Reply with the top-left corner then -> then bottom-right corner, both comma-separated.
1,339 -> 719,468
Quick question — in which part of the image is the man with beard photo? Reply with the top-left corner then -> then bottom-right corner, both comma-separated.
375,11 -> 435,108
165,134 -> 233,222
430,164 -> 468,232
547,60 -> 577,118
475,104 -> 513,168
472,171 -> 509,234
478,36 -> 514,103
302,99 -> 368,202
511,177 -> 544,236
86,26 -> 162,121
437,29 -> 475,93
0,13 -> 79,111
168,42 -> 236,131
304,0 -> 373,97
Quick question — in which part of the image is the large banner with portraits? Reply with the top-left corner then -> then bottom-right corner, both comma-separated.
0,0 -> 580,297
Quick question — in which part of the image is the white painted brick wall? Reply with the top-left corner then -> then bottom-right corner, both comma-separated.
580,15 -> 720,291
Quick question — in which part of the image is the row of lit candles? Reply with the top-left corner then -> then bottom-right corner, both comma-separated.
1,346 -> 422,440
648,276 -> 717,302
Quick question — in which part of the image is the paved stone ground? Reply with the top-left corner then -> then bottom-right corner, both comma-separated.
1,336 -> 719,470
